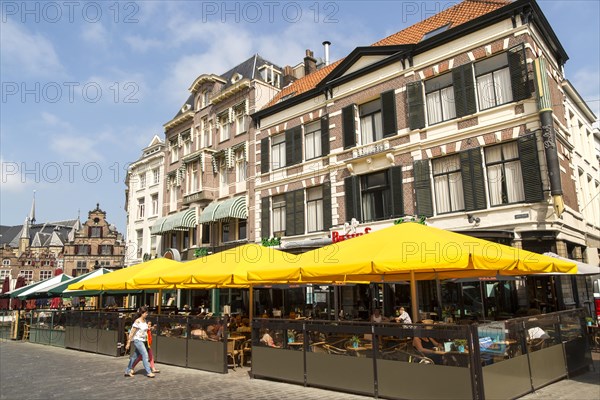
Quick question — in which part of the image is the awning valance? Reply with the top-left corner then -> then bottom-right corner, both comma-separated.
162,208 -> 197,232
214,196 -> 247,220
198,196 -> 247,223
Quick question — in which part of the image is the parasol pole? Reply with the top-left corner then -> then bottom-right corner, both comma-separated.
158,289 -> 162,315
435,273 -> 443,320
410,270 -> 418,323
249,284 -> 254,327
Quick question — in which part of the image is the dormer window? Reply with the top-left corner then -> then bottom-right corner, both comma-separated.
231,73 -> 243,84
259,65 -> 281,88
181,103 -> 191,113
421,23 -> 451,41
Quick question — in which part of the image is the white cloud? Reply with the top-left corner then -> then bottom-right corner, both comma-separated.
81,22 -> 109,46
0,19 -> 65,78
124,35 -> 162,53
0,157 -> 30,194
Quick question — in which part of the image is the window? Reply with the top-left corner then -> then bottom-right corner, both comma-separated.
202,90 -> 210,108
238,220 -> 247,240
100,245 -> 112,255
137,197 -> 145,219
76,245 -> 90,255
187,161 -> 200,194
202,224 -> 210,244
433,155 -> 464,213
271,134 -> 286,169
0,270 -> 10,279
90,226 -> 102,238
41,260 -> 51,266
153,168 -> 160,185
485,141 -> 525,206
359,99 -> 383,144
307,186 -> 324,232
40,270 -> 52,280
475,52 -> 513,110
425,73 -> 456,124
183,136 -> 192,156
219,113 -> 229,142
138,172 -> 146,189
219,158 -> 228,191
202,118 -> 212,148
361,171 -> 391,222
170,139 -> 179,163
221,222 -> 230,243
136,229 -> 143,258
151,236 -> 157,253
169,185 -> 177,211
151,194 -> 159,216
272,195 -> 286,235
76,261 -> 87,269
260,65 -> 281,88
1,259 -> 9,266
21,270 -> 33,282
183,230 -> 190,249
304,121 -> 321,160
235,107 -> 246,135
235,149 -> 247,182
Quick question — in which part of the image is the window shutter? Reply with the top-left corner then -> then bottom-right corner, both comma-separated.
518,134 -> 544,202
344,176 -> 361,222
261,197 -> 270,238
320,115 -> 330,156
285,190 -> 304,236
342,105 -> 356,149
413,160 -> 434,217
293,126 -> 302,164
381,90 -> 397,137
406,81 -> 425,130
453,63 -> 477,117
460,149 -> 486,211
285,129 -> 294,167
508,44 -> 531,102
389,166 -> 404,218
322,182 -> 332,231
260,138 -> 269,174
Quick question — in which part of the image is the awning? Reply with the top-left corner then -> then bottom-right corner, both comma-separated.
199,196 -> 247,223
162,208 -> 197,232
150,216 -> 168,234
213,196 -> 247,220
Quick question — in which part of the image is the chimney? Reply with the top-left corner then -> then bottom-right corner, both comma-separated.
322,41 -> 331,66
282,65 -> 296,87
304,49 -> 317,76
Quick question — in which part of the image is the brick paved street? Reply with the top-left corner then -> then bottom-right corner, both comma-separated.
1,340 -> 598,400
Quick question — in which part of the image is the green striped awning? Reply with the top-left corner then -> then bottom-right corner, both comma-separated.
213,196 -> 247,221
150,216 -> 168,234
198,201 -> 220,224
162,208 -> 197,232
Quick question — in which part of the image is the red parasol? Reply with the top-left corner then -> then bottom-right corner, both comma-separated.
10,276 -> 26,310
0,276 -> 10,309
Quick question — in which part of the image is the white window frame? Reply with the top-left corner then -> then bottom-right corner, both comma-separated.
138,172 -> 146,189
235,108 -> 246,135
152,168 -> 160,185
170,139 -> 179,163
21,270 -> 33,282
235,149 -> 247,182
432,155 -> 464,214
271,134 -> 286,170
137,197 -> 145,219
307,186 -> 324,232
40,270 -> 52,280
425,73 -> 456,125
136,229 -> 143,258
0,270 -> 10,279
219,158 -> 228,191
485,141 -> 525,206
475,52 -> 513,110
359,99 -> 383,145
169,186 -> 177,212
272,195 -> 286,235
187,161 -> 200,194
2,259 -> 10,266
304,121 -> 321,160
151,194 -> 159,216
219,114 -> 230,142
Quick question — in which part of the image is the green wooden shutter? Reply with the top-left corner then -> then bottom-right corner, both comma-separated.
518,134 -> 544,202
453,63 -> 477,117
460,149 -> 487,211
260,138 -> 269,174
344,176 -> 361,222
285,190 -> 304,236
381,90 -> 397,137
320,115 -> 330,156
342,105 -> 356,149
285,128 -> 294,167
261,197 -> 270,238
322,182 -> 332,231
389,166 -> 404,218
413,160 -> 434,217
508,44 -> 531,102
406,81 -> 425,130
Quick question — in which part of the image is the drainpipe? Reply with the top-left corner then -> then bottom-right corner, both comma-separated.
534,56 -> 564,216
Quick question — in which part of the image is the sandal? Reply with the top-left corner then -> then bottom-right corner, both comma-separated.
147,373 -> 156,378
124,370 -> 134,377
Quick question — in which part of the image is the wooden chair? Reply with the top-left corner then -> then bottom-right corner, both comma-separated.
227,339 -> 241,370
241,339 -> 252,366
310,341 -> 328,353
323,343 -> 347,355
22,324 -> 30,341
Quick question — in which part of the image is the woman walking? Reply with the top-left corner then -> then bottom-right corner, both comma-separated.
124,306 -> 155,378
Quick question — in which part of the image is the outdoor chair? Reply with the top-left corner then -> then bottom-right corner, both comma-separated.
309,341 -> 328,353
241,339 -> 252,366
227,339 -> 241,370
527,338 -> 546,353
323,343 -> 348,355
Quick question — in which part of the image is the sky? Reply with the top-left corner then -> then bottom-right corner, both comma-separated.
1,0 -> 599,234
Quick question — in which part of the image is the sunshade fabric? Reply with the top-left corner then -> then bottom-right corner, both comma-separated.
44,268 -> 112,295
67,258 -> 181,291
7,278 -> 45,298
133,244 -> 301,288
16,274 -> 72,299
150,216 -> 168,234
245,223 -> 577,283
213,196 -> 247,220
542,252 -> 600,275
198,201 -> 219,223
161,208 -> 197,232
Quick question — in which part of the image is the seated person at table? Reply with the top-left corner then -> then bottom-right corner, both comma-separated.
395,307 -> 412,324
413,321 -> 443,364
370,309 -> 388,323
260,329 -> 279,347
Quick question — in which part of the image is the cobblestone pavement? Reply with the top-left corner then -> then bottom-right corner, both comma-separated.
1,340 -> 598,400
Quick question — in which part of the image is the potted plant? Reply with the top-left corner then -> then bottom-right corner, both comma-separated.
585,317 -> 594,326
453,339 -> 468,352
350,335 -> 360,349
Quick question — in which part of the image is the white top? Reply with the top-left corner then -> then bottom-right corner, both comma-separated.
527,327 -> 549,340
132,320 -> 148,342
397,311 -> 412,324
371,315 -> 383,323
